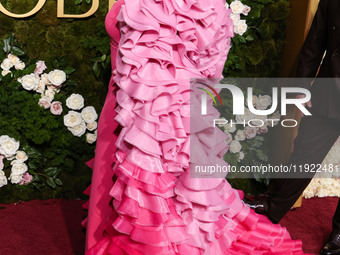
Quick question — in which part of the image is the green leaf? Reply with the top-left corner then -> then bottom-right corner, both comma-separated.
75,0 -> 82,4
93,62 -> 101,78
245,35 -> 254,41
9,33 -> 15,45
0,48 -> 6,59
64,67 -> 75,75
255,150 -> 269,161
46,177 -> 56,189
238,36 -> 246,44
28,161 -> 37,170
23,64 -> 36,75
44,167 -> 58,174
101,54 -> 106,62
85,0 -> 91,4
1,73 -> 12,85
14,70 -> 24,79
3,38 -> 11,53
55,179 -> 63,186
23,145 -> 41,158
10,46 -> 25,56
254,136 -> 264,142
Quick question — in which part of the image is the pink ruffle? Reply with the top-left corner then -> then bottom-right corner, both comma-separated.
85,0 -> 308,254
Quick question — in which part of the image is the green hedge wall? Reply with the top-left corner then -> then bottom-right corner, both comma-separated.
0,0 -> 111,203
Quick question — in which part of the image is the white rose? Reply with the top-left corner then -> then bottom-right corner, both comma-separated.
9,174 -> 23,184
0,135 -> 20,158
235,129 -> 246,141
225,2 -> 229,9
1,69 -> 11,77
38,97 -> 51,109
66,93 -> 84,110
19,74 -> 40,91
16,151 -> 28,162
229,140 -> 242,153
244,126 -> 258,139
230,0 -> 245,14
64,111 -> 83,128
48,69 -> 66,87
238,151 -> 245,162
15,61 -> 25,70
11,162 -> 28,175
0,172 -> 7,187
68,122 -> 86,137
81,106 -> 98,124
230,13 -> 240,24
8,54 -> 20,65
87,121 -> 98,131
224,122 -> 236,133
35,80 -> 46,94
234,19 -> 248,36
247,95 -> 258,107
1,58 -> 13,70
41,73 -> 50,85
48,85 -> 60,93
224,131 -> 233,145
236,108 -> 255,123
86,133 -> 97,144
242,5 -> 251,16
256,95 -> 272,110
43,87 -> 55,102
10,159 -> 21,165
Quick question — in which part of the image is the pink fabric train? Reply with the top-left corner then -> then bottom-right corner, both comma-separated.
84,0 -> 309,254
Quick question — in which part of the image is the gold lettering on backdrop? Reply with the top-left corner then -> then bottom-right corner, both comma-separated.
57,0 -> 99,18
0,0 -> 46,18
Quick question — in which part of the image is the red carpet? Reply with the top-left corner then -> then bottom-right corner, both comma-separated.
0,199 -> 86,255
280,197 -> 338,255
0,197 -> 338,255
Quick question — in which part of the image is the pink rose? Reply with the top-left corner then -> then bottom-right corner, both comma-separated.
0,155 -> 4,171
34,60 -> 47,75
257,127 -> 268,134
19,172 -> 33,185
38,97 -> 51,109
244,126 -> 258,139
242,5 -> 251,16
50,101 -> 63,115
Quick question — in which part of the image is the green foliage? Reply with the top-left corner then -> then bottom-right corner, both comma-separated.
0,0 -> 109,111
0,0 -> 111,202
224,0 -> 290,77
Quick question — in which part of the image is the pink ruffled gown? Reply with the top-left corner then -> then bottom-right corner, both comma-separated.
84,0 -> 308,254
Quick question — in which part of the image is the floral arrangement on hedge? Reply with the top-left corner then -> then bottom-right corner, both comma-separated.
0,34 -> 97,196
303,138 -> 340,198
